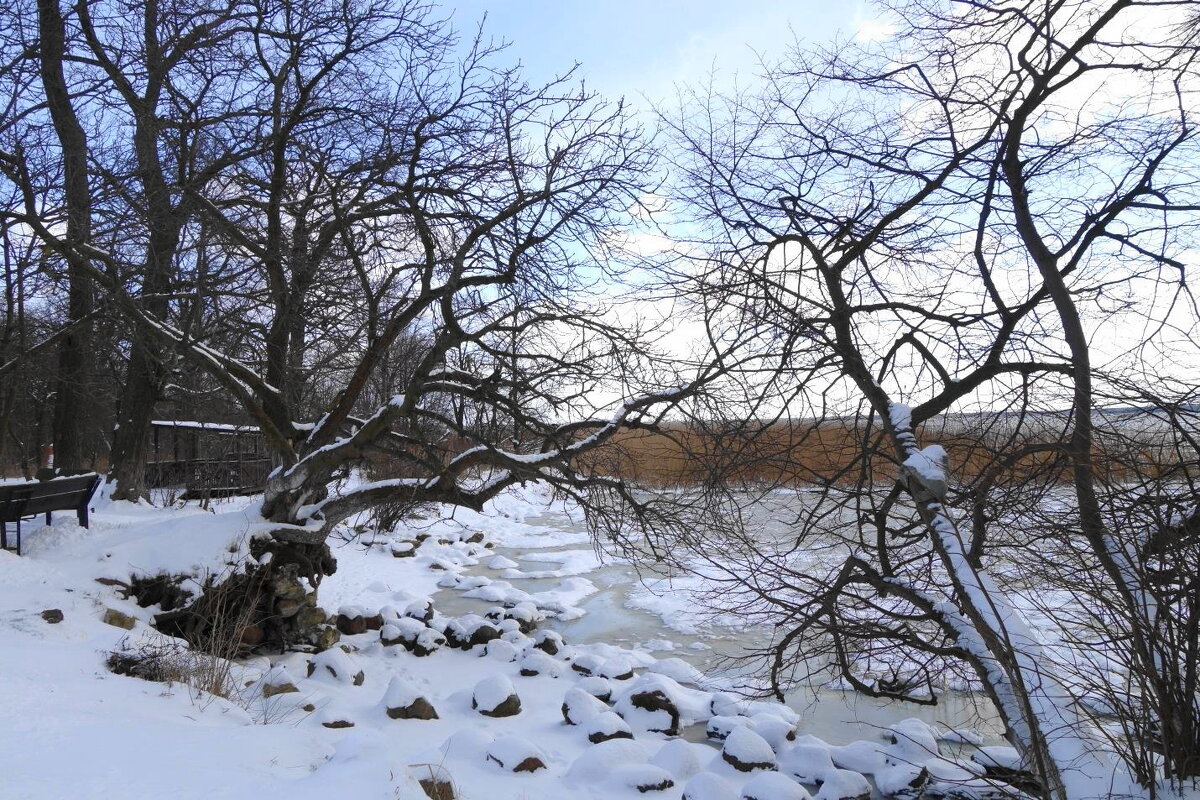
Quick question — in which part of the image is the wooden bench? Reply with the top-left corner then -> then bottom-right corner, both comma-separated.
0,473 -> 101,556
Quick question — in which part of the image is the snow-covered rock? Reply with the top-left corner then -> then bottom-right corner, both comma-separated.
486,735 -> 546,773
307,648 -> 365,686
585,710 -> 634,743
778,743 -> 836,784
813,768 -> 870,800
379,675 -> 437,720
472,674 -> 520,717
611,763 -> 676,793
566,738 -> 648,784
721,727 -> 776,772
562,686 -> 609,725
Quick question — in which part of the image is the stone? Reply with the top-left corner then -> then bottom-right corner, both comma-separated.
311,625 -> 340,651
40,609 -> 64,624
321,719 -> 354,729
387,696 -> 439,720
336,612 -> 367,635
721,728 -> 776,773
263,681 -> 299,698
363,613 -> 384,631
102,608 -> 136,629
627,689 -> 680,736
467,623 -> 501,648
276,598 -> 304,617
239,624 -> 265,647
296,605 -> 328,630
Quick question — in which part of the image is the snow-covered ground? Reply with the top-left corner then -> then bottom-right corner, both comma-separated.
1,484 -> 1025,799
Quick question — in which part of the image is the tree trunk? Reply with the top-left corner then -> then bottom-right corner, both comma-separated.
37,0 -> 93,471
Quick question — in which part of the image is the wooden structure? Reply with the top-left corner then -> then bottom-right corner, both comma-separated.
146,420 -> 271,497
0,472 -> 101,555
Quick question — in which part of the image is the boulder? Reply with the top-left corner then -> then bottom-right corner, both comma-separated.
741,771 -> 811,800
41,609 -> 64,624
472,675 -> 520,717
586,711 -> 635,744
622,689 -> 681,736
562,686 -> 609,725
381,676 -> 438,720
486,735 -> 546,773
721,727 -> 776,772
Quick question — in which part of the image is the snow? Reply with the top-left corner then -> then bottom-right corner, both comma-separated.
0,484 -> 1152,800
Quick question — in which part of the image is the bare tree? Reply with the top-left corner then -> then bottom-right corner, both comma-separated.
663,0 -> 1200,795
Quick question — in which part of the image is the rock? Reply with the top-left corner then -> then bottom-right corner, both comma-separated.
571,652 -> 604,676
276,598 -> 305,617
721,727 -> 777,772
102,608 -> 136,629
483,638 -> 520,662
41,609 -> 64,624
707,715 -> 752,742
321,718 -> 354,729
363,613 -> 384,631
518,650 -> 563,677
577,675 -> 613,702
296,605 -> 328,630
598,655 -> 636,681
741,771 -> 811,800
381,676 -> 439,720
624,689 -> 681,736
239,624 -> 265,647
405,599 -> 434,623
586,711 -> 635,743
778,744 -> 835,784
381,618 -> 445,656
875,764 -> 928,799
486,736 -> 546,773
309,648 -> 365,685
562,686 -> 609,725
612,764 -> 676,793
472,675 -> 520,717
261,665 -> 300,697
336,611 -> 367,635
310,624 -> 341,651
467,622 -> 501,648
533,629 -> 564,655
812,769 -> 870,800
391,543 -> 416,558
750,713 -> 797,750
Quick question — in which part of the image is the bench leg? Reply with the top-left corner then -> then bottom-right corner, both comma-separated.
15,518 -> 20,557
1,520 -> 6,551
77,503 -> 89,529
46,510 -> 52,526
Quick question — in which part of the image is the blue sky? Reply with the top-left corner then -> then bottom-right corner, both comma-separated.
443,1 -> 873,106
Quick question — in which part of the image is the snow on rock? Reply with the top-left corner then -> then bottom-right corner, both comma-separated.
683,771 -> 739,800
472,674 -> 520,717
886,717 -> 940,758
707,714 -> 753,742
586,710 -> 635,743
486,735 -> 547,773
562,686 -> 609,725
938,727 -> 985,747
721,727 -> 777,772
750,713 -> 797,751
379,617 -> 444,656
571,651 -> 606,676
259,664 -> 299,697
740,770 -> 811,800
533,629 -> 564,655
576,675 -> 613,702
611,763 -> 676,793
307,648 -> 365,686
598,655 -> 636,680
874,763 -> 929,799
812,768 -> 870,800
710,692 -> 749,717
778,743 -> 836,784
566,738 -> 649,784
482,638 -> 520,662
408,763 -> 455,799
650,739 -> 709,782
613,673 -> 710,734
518,649 -> 565,678
379,675 -> 438,720
487,554 -> 519,570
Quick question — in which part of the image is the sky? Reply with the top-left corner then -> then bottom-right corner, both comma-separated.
443,1 -> 879,108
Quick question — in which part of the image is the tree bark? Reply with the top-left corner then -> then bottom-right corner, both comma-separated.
37,0 -> 93,471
